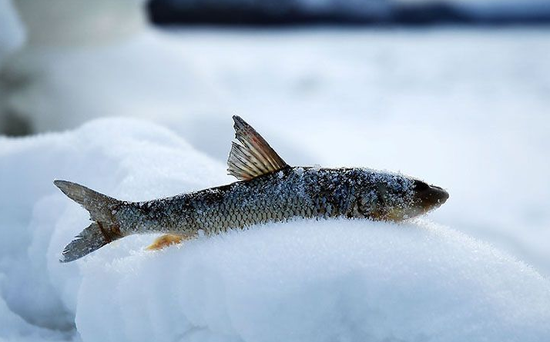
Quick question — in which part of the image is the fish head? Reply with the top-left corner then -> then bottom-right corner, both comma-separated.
409,179 -> 449,214
357,173 -> 448,221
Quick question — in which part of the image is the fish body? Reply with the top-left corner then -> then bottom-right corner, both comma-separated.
55,117 -> 449,262
117,167 -> 413,235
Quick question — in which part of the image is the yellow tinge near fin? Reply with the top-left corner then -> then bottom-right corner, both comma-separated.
146,234 -> 191,251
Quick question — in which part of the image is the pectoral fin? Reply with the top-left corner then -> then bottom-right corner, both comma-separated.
227,116 -> 289,180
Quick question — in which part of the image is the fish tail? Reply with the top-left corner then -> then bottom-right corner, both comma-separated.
54,180 -> 123,263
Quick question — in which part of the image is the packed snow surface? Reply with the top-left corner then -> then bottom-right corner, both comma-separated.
1,119 -> 550,342
78,220 -> 550,342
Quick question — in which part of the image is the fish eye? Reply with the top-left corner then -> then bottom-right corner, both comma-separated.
413,180 -> 429,191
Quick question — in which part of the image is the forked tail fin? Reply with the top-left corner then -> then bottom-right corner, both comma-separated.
54,180 -> 123,263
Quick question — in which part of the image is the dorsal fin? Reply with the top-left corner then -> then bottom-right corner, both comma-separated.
227,116 -> 288,181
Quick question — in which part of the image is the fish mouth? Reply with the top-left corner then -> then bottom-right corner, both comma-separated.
412,180 -> 449,212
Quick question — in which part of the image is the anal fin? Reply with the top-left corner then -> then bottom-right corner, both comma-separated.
146,234 -> 191,251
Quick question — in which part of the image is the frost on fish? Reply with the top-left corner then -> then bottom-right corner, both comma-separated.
55,116 -> 449,262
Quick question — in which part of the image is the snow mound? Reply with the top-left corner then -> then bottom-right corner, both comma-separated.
0,118 -> 228,338
1,118 -> 550,341
75,220 -> 550,342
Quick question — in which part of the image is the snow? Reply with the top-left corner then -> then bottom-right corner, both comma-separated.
1,118 -> 550,342
76,218 -> 550,342
0,119 -> 227,341
0,0 -> 24,67
11,0 -> 145,48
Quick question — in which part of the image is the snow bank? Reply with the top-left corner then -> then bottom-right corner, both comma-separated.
0,118 -> 228,339
12,0 -> 145,48
76,219 -> 550,342
2,118 -> 550,341
0,0 -> 24,67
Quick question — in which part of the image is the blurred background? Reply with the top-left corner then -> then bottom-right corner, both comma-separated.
1,0 -> 549,276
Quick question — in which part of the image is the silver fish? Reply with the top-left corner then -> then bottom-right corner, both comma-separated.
55,116 -> 449,262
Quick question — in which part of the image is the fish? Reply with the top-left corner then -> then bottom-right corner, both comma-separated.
54,116 -> 449,263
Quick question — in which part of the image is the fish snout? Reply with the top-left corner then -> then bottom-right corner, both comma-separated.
412,180 -> 449,211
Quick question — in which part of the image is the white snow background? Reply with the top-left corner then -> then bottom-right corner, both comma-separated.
1,1 -> 550,341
